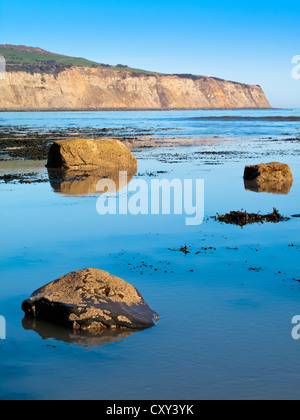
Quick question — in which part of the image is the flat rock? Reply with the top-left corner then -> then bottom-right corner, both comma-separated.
46,138 -> 138,172
22,268 -> 159,331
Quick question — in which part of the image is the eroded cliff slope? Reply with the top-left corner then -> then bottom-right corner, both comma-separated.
0,67 -> 271,110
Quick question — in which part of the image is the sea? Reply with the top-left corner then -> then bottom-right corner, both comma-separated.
0,109 -> 299,400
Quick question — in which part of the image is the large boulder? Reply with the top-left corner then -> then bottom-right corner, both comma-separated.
22,268 -> 159,332
46,138 -> 138,172
244,162 -> 293,195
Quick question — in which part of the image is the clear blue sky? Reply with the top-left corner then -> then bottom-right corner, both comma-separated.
1,0 -> 299,108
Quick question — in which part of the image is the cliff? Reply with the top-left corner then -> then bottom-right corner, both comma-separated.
0,67 -> 271,111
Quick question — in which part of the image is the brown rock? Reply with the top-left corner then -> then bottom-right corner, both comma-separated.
22,268 -> 159,331
244,162 -> 293,195
46,138 -> 138,172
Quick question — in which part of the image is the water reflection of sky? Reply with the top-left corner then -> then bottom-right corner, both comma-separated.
0,113 -> 300,399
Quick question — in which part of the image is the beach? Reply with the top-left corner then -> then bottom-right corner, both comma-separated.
0,109 -> 300,399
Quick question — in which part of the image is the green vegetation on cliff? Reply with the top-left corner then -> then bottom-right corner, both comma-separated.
0,45 -> 159,75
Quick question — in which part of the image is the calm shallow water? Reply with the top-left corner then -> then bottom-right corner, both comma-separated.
0,110 -> 300,400
1,108 -> 300,138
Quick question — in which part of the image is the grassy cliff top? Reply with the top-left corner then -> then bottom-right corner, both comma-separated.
0,44 -> 160,75
0,45 -> 250,86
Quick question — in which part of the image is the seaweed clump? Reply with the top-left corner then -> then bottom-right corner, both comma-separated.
215,208 -> 288,227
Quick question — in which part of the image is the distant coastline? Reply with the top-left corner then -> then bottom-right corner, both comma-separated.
0,107 -> 273,112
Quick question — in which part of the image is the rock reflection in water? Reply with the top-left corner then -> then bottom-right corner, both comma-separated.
22,317 -> 135,347
48,169 -> 136,195
244,178 -> 293,195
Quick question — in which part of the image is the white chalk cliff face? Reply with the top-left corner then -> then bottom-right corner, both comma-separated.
0,67 -> 271,110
